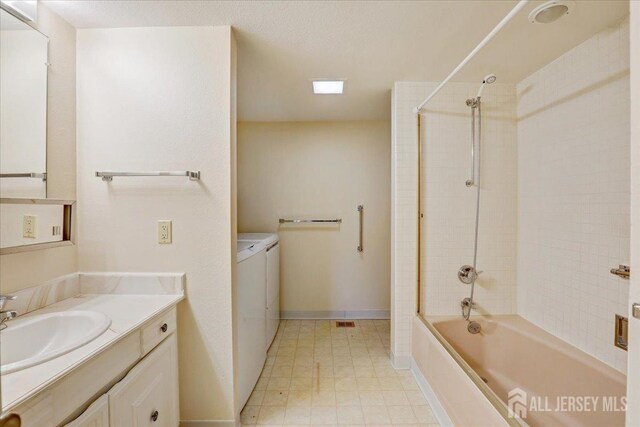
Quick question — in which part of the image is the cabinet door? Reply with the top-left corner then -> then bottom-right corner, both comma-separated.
65,395 -> 109,427
108,334 -> 179,427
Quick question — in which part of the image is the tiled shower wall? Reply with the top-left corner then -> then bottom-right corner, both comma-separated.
392,17 -> 630,373
390,86 -> 418,366
517,17 -> 630,373
391,82 -> 518,360
392,82 -> 518,319
420,82 -> 518,316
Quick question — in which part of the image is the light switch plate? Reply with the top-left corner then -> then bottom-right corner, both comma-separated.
158,220 -> 172,244
23,215 -> 37,238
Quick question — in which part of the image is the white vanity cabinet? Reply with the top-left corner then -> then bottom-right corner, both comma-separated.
65,395 -> 109,427
0,273 -> 184,427
63,309 -> 180,427
108,334 -> 179,427
2,305 -> 181,427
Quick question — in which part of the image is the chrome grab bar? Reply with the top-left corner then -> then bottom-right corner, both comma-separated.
466,102 -> 475,187
95,171 -> 200,182
0,172 -> 46,181
279,218 -> 342,224
357,205 -> 363,252
610,265 -> 630,279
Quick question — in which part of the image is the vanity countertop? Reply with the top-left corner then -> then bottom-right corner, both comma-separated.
0,273 -> 184,413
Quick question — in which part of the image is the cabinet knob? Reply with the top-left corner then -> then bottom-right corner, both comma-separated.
151,410 -> 159,422
160,323 -> 168,333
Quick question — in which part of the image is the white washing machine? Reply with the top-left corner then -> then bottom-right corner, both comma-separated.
238,233 -> 280,351
236,240 -> 267,408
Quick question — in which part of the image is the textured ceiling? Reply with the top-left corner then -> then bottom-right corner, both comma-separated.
44,0 -> 629,121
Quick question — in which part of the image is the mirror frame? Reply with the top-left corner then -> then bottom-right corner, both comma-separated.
0,198 -> 74,255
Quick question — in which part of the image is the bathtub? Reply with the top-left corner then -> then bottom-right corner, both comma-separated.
412,315 -> 626,427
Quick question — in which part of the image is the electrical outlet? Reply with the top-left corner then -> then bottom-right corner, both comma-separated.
158,220 -> 172,244
23,215 -> 37,238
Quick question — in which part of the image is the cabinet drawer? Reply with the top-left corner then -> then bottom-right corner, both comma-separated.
141,307 -> 176,355
65,395 -> 109,427
109,334 -> 179,427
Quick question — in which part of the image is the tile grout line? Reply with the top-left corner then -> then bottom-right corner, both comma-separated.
240,319 -> 439,426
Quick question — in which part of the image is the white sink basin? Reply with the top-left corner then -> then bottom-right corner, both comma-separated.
0,311 -> 111,374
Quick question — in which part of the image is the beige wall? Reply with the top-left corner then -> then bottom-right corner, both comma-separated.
0,3 -> 77,294
517,17 -> 630,373
238,121 -> 391,317
627,1 -> 640,423
76,26 -> 237,423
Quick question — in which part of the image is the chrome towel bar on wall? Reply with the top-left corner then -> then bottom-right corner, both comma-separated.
279,218 -> 342,224
95,171 -> 200,182
0,172 -> 46,181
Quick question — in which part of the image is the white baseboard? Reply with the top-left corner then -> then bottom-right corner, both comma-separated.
389,350 -> 412,369
180,420 -> 237,427
280,310 -> 390,320
410,358 -> 454,427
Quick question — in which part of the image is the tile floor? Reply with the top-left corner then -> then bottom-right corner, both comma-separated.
241,319 -> 440,427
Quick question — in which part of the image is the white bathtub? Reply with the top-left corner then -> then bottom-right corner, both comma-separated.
412,315 -> 626,427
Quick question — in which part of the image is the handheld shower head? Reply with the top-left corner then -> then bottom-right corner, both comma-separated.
476,74 -> 497,98
483,74 -> 497,84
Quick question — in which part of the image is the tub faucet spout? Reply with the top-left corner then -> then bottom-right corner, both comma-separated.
461,297 -> 476,319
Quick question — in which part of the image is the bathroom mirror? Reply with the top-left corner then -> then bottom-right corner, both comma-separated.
0,8 -> 48,199
0,198 -> 73,253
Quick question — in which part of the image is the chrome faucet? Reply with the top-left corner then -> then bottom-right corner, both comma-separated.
0,295 -> 17,330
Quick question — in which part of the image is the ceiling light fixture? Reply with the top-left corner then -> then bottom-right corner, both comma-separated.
528,1 -> 574,24
312,80 -> 344,95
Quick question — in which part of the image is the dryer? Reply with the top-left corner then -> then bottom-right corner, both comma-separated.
236,240 -> 266,408
238,233 -> 280,351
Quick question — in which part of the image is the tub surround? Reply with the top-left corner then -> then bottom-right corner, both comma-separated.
516,17 -> 630,374
393,16 -> 631,379
418,315 -> 626,426
411,317 -> 509,427
0,272 -> 184,418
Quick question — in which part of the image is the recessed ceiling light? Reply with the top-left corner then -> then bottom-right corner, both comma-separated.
312,80 -> 344,95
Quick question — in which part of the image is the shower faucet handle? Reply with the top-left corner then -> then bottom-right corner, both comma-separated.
458,265 -> 481,284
